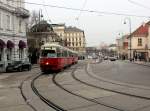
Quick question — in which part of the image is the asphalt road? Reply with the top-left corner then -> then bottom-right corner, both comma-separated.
1,60 -> 150,111
91,60 -> 150,87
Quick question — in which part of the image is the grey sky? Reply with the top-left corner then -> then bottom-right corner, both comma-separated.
25,0 -> 150,46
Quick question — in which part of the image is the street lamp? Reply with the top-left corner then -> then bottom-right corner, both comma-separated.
124,18 -> 132,61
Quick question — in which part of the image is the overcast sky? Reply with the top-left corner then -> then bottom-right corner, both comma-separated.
25,0 -> 150,47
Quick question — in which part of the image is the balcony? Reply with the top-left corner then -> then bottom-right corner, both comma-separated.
15,7 -> 30,18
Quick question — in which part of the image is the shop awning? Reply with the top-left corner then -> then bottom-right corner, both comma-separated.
18,40 -> 26,48
7,40 -> 14,48
0,39 -> 6,48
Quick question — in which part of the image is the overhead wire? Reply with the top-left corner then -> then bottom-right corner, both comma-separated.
42,0 -> 52,23
76,0 -> 88,21
128,0 -> 150,10
11,0 -> 150,18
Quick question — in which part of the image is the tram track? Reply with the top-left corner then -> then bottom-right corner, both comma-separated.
52,65 -> 127,111
71,64 -> 150,100
21,61 -> 150,111
31,73 -> 67,111
70,62 -> 150,111
89,62 -> 150,90
19,74 -> 38,111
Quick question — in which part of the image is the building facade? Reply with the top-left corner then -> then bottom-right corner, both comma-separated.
52,24 -> 86,55
128,22 -> 150,61
116,35 -> 128,59
0,0 -> 29,71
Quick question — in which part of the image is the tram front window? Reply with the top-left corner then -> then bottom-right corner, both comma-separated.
41,50 -> 57,58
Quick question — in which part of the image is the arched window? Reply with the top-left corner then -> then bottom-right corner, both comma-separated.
7,40 -> 14,60
0,39 -> 6,61
18,40 -> 26,60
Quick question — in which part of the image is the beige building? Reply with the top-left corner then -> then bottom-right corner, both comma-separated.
128,22 -> 150,61
116,35 -> 128,59
52,24 -> 66,46
52,24 -> 86,55
65,26 -> 86,54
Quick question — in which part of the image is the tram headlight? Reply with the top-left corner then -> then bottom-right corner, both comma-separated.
45,62 -> 49,65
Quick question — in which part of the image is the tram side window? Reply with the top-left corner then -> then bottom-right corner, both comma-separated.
63,50 -> 68,57
57,52 -> 62,57
57,48 -> 62,57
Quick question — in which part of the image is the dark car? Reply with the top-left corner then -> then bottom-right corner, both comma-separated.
6,61 -> 31,72
109,56 -> 117,61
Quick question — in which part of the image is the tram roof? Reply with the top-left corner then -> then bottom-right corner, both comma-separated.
41,43 -> 78,54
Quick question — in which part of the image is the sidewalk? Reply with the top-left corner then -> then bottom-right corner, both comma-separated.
32,64 -> 39,68
125,60 -> 150,67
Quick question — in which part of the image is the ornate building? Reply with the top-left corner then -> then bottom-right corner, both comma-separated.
52,24 -> 86,56
27,21 -> 63,64
0,0 -> 29,71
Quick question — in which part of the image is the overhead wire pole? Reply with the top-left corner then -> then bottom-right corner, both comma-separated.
124,18 -> 132,61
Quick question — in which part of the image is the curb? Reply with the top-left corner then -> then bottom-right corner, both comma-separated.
123,60 -> 150,67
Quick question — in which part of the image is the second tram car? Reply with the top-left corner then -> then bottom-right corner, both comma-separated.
40,43 -> 78,72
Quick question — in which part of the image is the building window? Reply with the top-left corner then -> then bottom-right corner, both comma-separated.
19,19 -> 22,32
138,38 -> 142,46
0,12 -> 2,29
0,48 -> 2,61
70,33 -> 72,36
79,37 -> 81,41
6,15 -> 11,30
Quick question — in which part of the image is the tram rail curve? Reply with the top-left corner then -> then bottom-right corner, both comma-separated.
19,74 -> 38,111
31,73 -> 67,111
52,65 -> 127,111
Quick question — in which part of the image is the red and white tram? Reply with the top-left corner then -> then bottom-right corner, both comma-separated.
39,43 -> 78,72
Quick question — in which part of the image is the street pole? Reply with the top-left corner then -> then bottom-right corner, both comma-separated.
124,18 -> 132,61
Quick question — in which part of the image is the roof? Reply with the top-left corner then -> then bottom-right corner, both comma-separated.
127,21 -> 150,38
30,20 -> 54,32
65,26 -> 83,32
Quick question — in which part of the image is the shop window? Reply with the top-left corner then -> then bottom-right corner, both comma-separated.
7,48 -> 12,60
19,49 -> 23,59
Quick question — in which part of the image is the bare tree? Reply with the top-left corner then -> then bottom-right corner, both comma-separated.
28,10 -> 39,29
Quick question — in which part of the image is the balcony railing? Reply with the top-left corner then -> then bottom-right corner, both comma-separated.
15,7 -> 30,18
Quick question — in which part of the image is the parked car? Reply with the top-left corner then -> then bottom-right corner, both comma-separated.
109,56 -> 117,61
6,61 -> 31,72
